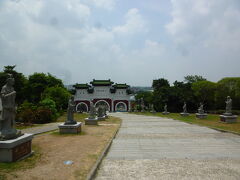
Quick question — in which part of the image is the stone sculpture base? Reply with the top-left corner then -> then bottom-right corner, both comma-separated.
180,113 -> 189,116
0,133 -> 33,162
98,116 -> 106,121
196,113 -> 208,119
58,122 -> 82,134
85,118 -> 98,125
162,112 -> 170,115
220,115 -> 238,123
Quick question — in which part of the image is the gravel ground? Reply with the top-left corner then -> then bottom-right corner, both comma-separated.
96,158 -> 240,180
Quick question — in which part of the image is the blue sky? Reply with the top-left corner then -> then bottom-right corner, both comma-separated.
0,0 -> 240,86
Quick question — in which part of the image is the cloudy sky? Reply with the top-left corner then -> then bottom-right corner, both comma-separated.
0,0 -> 240,86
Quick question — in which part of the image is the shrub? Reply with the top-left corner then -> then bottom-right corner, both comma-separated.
34,107 -> 53,124
16,101 -> 37,124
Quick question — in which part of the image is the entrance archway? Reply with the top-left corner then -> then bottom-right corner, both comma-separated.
95,100 -> 110,111
76,102 -> 88,113
115,102 -> 127,112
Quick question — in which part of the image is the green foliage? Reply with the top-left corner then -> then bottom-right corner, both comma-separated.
39,98 -> 57,115
184,75 -> 207,84
151,78 -> 170,111
192,81 -> 216,110
16,101 -> 37,124
135,91 -> 153,108
42,86 -> 70,111
25,73 -> 64,103
215,77 -> 240,109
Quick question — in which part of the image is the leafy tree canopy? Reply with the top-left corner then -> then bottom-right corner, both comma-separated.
184,75 -> 207,84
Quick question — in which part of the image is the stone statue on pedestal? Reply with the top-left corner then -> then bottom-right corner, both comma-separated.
225,96 -> 232,115
162,104 -> 169,115
180,102 -> 189,116
183,102 -> 187,113
196,102 -> 207,119
89,100 -> 97,119
64,96 -> 77,125
220,96 -> 237,123
164,104 -> 167,112
85,99 -> 98,125
0,74 -> 21,140
97,105 -> 105,120
198,103 -> 204,114
0,74 -> 33,162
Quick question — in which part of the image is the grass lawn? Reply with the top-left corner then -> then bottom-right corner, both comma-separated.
130,112 -> 240,134
1,114 -> 121,180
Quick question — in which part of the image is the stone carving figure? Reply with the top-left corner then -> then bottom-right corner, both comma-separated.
198,103 -> 204,114
65,96 -> 76,125
0,74 -> 21,140
89,100 -> 97,119
225,96 -> 232,114
164,104 -> 168,112
103,105 -> 107,116
97,105 -> 104,118
183,102 -> 187,113
141,98 -> 145,112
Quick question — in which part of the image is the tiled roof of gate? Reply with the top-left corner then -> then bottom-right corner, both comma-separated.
73,83 -> 90,89
90,79 -> 114,86
113,83 -> 130,89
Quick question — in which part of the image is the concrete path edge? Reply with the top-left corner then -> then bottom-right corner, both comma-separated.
86,118 -> 122,180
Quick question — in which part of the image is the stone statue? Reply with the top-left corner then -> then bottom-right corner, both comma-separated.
198,103 -> 204,114
162,104 -> 169,115
225,96 -> 232,115
64,96 -> 76,125
97,105 -> 104,117
164,104 -> 168,112
89,100 -> 97,119
196,102 -> 207,119
220,96 -> 237,123
141,98 -> 145,112
183,102 -> 187,113
0,74 -> 21,140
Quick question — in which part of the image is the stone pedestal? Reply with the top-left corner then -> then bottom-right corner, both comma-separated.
0,133 -> 33,162
180,113 -> 189,116
162,112 -> 170,115
85,118 -> 98,125
220,114 -> 238,123
58,122 -> 82,134
98,116 -> 106,121
196,113 -> 208,119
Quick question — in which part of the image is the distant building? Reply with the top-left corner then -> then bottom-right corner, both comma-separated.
74,79 -> 132,112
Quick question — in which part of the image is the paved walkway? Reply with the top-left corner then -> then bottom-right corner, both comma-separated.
22,122 -> 59,135
96,113 -> 240,180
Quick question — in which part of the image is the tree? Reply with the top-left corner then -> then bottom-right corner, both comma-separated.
25,73 -> 64,103
42,86 -> 71,111
215,77 -> 240,110
152,78 -> 170,111
135,91 -> 153,109
184,75 -> 207,84
192,81 -> 216,110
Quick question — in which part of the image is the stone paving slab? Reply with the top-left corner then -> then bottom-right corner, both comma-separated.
95,113 -> 240,179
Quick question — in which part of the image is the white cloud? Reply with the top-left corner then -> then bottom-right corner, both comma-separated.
81,0 -> 116,10
165,0 -> 240,50
113,8 -> 146,35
